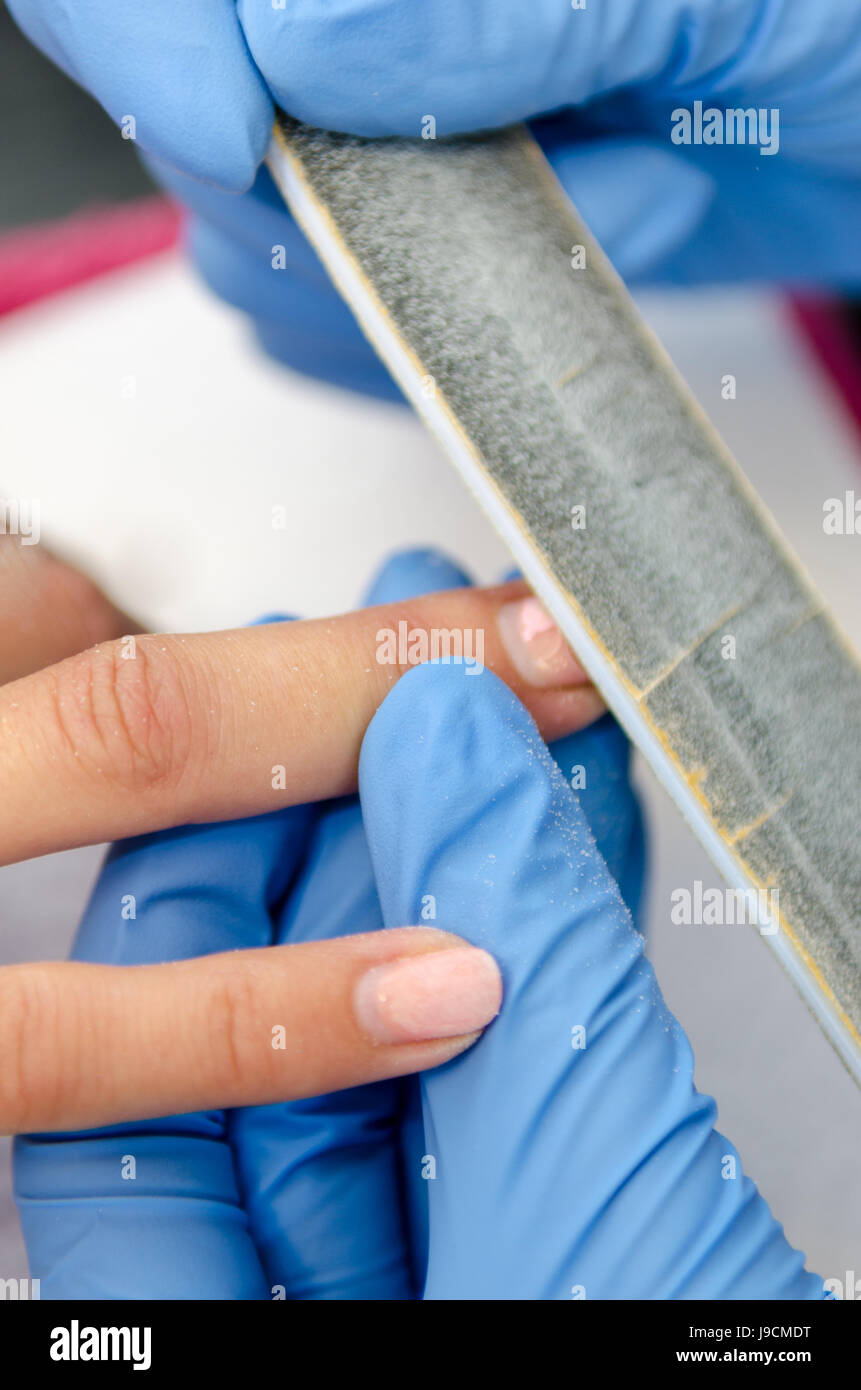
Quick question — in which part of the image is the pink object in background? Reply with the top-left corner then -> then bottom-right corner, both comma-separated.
0,196 -> 181,317
790,296 -> 861,449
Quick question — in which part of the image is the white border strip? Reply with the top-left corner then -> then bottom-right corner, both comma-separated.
267,133 -> 861,1085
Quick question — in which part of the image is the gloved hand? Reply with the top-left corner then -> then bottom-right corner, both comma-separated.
14,548 -> 823,1299
362,661 -> 824,1299
9,1 -> 861,397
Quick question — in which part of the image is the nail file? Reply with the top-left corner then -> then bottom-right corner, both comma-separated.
267,115 -> 861,1082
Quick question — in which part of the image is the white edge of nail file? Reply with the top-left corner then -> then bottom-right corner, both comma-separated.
266,120 -> 861,1084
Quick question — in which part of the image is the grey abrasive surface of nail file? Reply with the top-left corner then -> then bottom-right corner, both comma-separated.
267,114 -> 861,1083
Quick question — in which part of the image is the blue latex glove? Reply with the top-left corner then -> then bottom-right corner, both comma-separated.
9,1 -> 861,398
15,549 -> 822,1299
360,662 -> 825,1299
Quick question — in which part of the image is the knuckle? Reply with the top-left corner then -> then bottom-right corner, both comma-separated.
0,968 -> 63,1133
207,964 -> 262,1096
45,637 -> 194,793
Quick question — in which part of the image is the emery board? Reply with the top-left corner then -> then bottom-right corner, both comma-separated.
267,115 -> 861,1083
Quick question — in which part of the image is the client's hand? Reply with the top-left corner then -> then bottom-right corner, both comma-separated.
0,550 -> 602,1136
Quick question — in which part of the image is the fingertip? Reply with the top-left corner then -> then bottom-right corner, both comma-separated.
151,85 -> 273,194
353,942 -> 502,1046
156,4 -> 276,194
20,0 -> 277,195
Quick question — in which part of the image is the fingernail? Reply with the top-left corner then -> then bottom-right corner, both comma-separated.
498,596 -> 586,688
354,946 -> 502,1045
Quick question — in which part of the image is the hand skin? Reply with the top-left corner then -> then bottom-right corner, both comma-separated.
0,556 -> 603,1134
0,579 -> 602,866
0,534 -> 136,685
0,930 -> 502,1134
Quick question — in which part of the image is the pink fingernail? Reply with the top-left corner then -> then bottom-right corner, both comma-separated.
498,596 -> 586,688
354,947 -> 502,1045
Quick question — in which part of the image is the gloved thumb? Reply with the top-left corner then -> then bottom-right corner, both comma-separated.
359,663 -> 824,1300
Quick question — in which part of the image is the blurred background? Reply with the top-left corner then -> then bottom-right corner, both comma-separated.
1,8 -> 860,1293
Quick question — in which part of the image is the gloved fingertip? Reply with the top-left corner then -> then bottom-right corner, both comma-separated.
129,25 -> 274,196
158,95 -> 274,195
361,549 -> 473,606
360,660 -> 548,794
249,612 -> 294,627
359,662 -> 593,921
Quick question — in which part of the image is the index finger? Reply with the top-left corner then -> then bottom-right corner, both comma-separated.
0,583 -> 602,865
